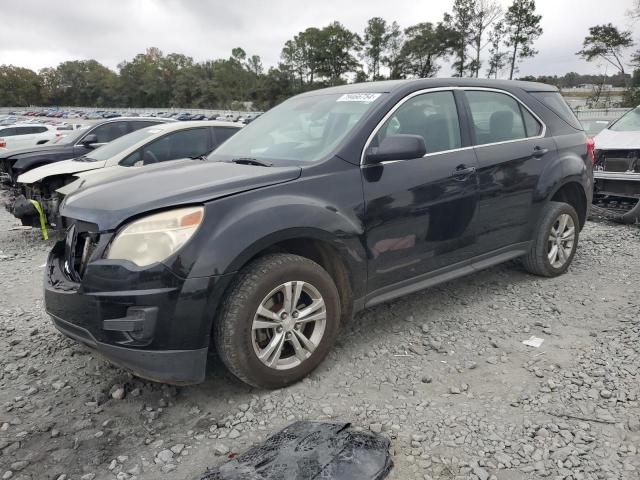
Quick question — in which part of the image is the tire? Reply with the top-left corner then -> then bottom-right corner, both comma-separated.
214,253 -> 341,389
522,201 -> 580,277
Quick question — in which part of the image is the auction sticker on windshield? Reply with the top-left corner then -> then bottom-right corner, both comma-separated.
337,93 -> 381,103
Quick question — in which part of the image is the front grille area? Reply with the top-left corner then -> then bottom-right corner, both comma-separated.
0,159 -> 13,181
599,150 -> 640,173
63,222 -> 100,281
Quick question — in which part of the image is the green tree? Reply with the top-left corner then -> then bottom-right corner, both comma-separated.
383,22 -> 405,79
0,66 -> 42,106
399,21 -> 456,78
450,0 -> 476,76
503,0 -> 543,80
486,21 -> 508,78
469,0 -> 502,77
316,22 -> 362,84
363,17 -> 390,80
577,24 -> 634,74
281,27 -> 324,88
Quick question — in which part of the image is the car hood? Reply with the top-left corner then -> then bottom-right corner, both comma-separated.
18,158 -> 105,184
60,159 -> 302,231
0,143 -> 68,160
594,128 -> 640,150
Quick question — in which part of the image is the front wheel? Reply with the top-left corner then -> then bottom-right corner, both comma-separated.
214,254 -> 341,389
522,201 -> 580,277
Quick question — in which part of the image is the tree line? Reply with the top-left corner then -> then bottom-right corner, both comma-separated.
0,0 -> 638,110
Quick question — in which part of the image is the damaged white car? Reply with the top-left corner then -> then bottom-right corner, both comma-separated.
12,120 -> 242,227
592,105 -> 640,223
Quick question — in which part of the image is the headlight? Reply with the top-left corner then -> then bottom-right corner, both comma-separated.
106,206 -> 204,267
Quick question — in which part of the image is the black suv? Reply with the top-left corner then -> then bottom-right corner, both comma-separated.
0,117 -> 174,184
44,79 -> 592,388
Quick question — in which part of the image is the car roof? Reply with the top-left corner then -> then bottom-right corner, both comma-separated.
139,120 -> 244,133
97,117 -> 176,123
298,78 -> 559,97
2,123 -> 53,129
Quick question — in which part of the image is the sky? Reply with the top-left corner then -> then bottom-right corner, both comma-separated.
1,0 -> 637,78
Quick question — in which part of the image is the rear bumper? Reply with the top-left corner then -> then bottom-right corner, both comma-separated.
45,240 -> 232,385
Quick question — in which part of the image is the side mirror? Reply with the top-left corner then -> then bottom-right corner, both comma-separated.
81,133 -> 98,146
365,134 -> 427,164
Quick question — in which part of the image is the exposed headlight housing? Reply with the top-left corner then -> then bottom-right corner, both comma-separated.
106,206 -> 204,267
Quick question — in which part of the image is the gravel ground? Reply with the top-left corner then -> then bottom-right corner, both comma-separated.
0,195 -> 638,480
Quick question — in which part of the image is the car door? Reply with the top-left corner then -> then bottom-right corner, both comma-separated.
12,127 -> 36,149
120,128 -> 211,166
362,89 -> 480,295
0,127 -> 16,149
74,121 -> 131,156
462,89 -> 554,251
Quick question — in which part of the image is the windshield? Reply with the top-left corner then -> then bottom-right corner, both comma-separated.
54,126 -> 90,144
81,126 -> 164,162
581,119 -> 611,136
609,106 -> 640,132
210,92 -> 385,163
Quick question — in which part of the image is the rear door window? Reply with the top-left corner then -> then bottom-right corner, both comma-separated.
89,122 -> 130,143
521,108 -> 543,137
139,128 -> 210,165
530,91 -> 581,130
466,91 -> 528,144
13,127 -> 33,136
0,128 -> 16,136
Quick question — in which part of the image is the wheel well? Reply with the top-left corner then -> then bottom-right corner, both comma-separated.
551,182 -> 587,227
244,238 -> 354,322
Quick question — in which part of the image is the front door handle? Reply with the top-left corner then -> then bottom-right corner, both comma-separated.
532,146 -> 549,158
451,165 -> 476,179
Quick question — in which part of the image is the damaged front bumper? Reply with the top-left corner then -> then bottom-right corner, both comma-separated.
45,236 -> 227,385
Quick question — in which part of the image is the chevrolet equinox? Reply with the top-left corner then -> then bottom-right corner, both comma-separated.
45,79 -> 593,388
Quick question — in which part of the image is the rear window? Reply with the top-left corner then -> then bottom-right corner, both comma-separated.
530,91 -> 582,130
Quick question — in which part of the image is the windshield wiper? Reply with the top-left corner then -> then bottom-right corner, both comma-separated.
229,157 -> 273,167
190,155 -> 208,161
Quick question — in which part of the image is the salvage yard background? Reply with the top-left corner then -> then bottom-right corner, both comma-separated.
0,191 -> 638,480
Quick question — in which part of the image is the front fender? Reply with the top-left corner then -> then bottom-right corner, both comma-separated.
196,193 -> 365,276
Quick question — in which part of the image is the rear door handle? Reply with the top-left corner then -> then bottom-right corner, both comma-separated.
451,165 -> 477,179
532,146 -> 549,158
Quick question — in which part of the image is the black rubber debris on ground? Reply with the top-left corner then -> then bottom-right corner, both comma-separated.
200,421 -> 393,480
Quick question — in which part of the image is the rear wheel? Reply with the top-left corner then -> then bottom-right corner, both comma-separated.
522,201 -> 580,277
214,254 -> 341,389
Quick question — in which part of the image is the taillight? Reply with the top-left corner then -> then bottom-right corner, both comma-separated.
586,137 -> 595,164
0,138 -> 5,148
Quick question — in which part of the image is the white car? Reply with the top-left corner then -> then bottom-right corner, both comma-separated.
0,124 -> 58,151
592,105 -> 640,223
14,120 -> 242,225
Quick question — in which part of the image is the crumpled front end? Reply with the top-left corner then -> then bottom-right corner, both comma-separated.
593,147 -> 640,223
44,217 -> 229,384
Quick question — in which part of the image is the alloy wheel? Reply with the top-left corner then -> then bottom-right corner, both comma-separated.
251,281 -> 327,370
547,213 -> 575,268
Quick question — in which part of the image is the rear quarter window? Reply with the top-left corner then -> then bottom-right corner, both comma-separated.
530,91 -> 582,130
